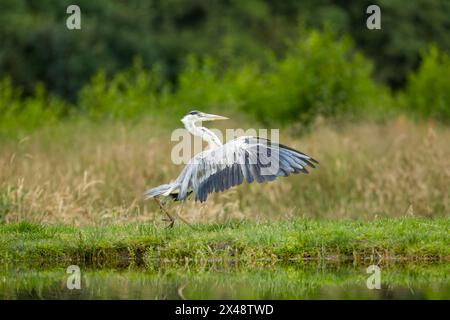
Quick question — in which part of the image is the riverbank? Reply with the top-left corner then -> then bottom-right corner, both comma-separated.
1,217 -> 448,266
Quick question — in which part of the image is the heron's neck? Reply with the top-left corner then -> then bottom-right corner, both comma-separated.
184,121 -> 222,148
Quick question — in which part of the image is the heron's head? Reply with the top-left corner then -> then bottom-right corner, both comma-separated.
181,110 -> 229,125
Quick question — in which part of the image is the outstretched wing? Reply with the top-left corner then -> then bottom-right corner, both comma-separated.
175,136 -> 317,202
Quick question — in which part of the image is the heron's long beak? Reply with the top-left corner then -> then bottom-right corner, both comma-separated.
202,113 -> 229,121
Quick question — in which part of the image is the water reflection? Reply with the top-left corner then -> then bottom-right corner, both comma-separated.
1,261 -> 448,300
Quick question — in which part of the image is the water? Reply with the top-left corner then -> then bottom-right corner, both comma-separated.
1,261 -> 448,299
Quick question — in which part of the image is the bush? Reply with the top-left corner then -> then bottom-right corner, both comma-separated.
238,30 -> 388,124
401,45 -> 450,122
0,30 -> 393,133
0,78 -> 67,136
77,59 -> 169,120
169,30 -> 390,125
9,31 -> 450,134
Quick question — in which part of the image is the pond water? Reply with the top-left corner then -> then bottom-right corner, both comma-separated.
1,261 -> 448,299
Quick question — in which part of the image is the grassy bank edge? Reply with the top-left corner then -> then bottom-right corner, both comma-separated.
0,217 -> 448,266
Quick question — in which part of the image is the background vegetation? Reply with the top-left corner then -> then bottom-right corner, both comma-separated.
0,2 -> 448,302
1,0 -> 450,133
1,118 -> 449,225
0,1 -> 449,226
2,0 -> 450,98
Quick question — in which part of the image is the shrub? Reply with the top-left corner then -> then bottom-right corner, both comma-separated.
165,55 -> 261,118
0,30 -> 397,134
239,30 -> 389,124
166,30 -> 390,125
402,45 -> 450,122
77,60 -> 167,120
0,78 -> 66,136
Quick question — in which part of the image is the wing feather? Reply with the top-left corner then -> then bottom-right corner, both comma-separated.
174,136 -> 317,202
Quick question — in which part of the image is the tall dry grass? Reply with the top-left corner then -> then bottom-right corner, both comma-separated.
1,117 -> 449,225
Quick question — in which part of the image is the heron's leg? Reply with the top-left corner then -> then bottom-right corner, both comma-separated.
175,201 -> 193,228
154,198 -> 174,228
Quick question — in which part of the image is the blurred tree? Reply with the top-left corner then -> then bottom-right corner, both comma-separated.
0,0 -> 449,100
340,0 -> 450,88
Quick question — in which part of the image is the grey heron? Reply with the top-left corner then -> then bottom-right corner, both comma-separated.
145,110 -> 318,227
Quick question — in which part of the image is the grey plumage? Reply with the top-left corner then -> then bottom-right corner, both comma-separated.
145,136 -> 317,203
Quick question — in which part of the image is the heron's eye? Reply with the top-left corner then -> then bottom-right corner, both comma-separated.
189,110 -> 199,115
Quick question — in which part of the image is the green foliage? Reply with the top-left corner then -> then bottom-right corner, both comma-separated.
77,60 -> 167,120
171,56 -> 238,110
401,45 -> 450,122
1,0 -> 450,100
167,30 -> 392,125
237,31 -> 388,124
2,31 -> 450,134
0,78 -> 68,136
337,0 -> 450,88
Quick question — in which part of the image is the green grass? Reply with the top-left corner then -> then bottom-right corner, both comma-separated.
1,217 -> 448,266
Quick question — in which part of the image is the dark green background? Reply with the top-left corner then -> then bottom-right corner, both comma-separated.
1,0 -> 449,100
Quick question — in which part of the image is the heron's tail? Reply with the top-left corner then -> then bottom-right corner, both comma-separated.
144,183 -> 177,199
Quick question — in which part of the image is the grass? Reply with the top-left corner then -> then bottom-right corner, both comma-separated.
1,117 -> 449,225
0,116 -> 448,274
1,117 -> 448,299
0,217 -> 448,265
